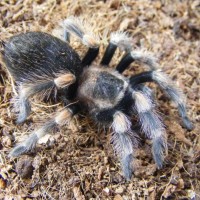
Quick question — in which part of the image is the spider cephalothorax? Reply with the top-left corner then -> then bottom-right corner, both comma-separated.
78,66 -> 129,109
1,16 -> 193,180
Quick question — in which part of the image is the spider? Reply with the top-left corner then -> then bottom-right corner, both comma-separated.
1,16 -> 193,180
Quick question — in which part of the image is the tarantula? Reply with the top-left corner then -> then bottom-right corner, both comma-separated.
1,16 -> 193,180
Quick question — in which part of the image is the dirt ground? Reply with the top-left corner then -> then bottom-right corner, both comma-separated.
0,0 -> 200,199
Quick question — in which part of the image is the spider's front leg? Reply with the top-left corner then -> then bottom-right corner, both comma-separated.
9,103 -> 80,157
92,109 -> 138,180
100,32 -> 132,66
63,16 -> 100,66
131,89 -> 167,168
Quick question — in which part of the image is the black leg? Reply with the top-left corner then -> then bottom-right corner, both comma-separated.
82,47 -> 99,67
130,71 -> 154,86
116,53 -> 133,73
100,43 -> 117,66
134,84 -> 154,98
91,108 -> 116,125
130,70 -> 194,131
116,50 -> 158,73
63,16 -> 100,67
100,31 -> 132,66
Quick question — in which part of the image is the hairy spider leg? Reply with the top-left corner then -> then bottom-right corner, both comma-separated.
100,42 -> 117,66
101,32 -> 132,66
13,73 -> 76,124
91,108 -> 138,180
63,16 -> 100,66
111,111 -> 139,180
131,90 -> 167,169
130,71 -> 194,131
9,103 -> 80,157
14,81 -> 53,124
133,84 -> 155,104
114,48 -> 193,130
116,49 -> 158,73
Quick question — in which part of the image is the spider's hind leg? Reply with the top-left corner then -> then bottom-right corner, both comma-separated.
13,89 -> 31,124
14,72 -> 76,124
14,81 -> 54,124
9,103 -> 80,157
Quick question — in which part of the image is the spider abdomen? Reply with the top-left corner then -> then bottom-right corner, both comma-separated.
3,32 -> 82,83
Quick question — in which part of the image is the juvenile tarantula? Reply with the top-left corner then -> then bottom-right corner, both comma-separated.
1,16 -> 193,180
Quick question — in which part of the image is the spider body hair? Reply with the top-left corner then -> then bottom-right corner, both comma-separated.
3,32 -> 82,82
1,16 -> 193,181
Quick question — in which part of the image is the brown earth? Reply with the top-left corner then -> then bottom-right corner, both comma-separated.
0,0 -> 200,199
